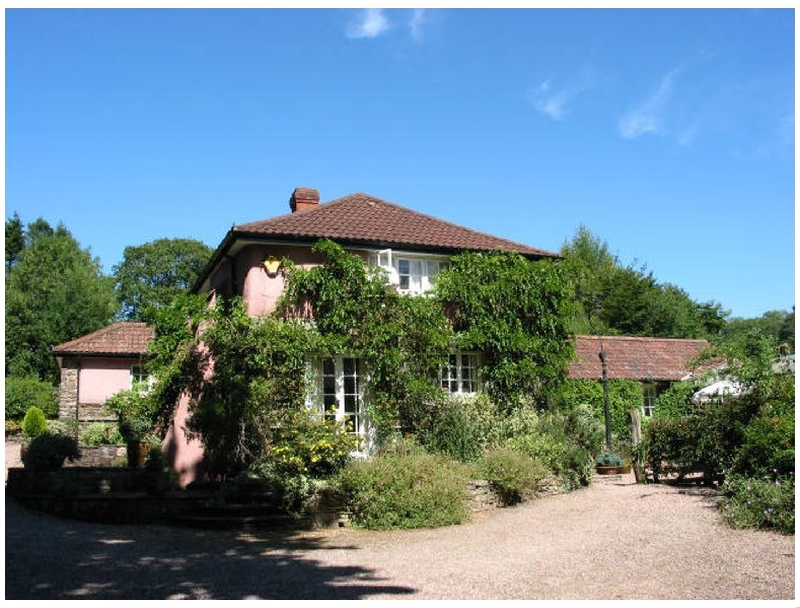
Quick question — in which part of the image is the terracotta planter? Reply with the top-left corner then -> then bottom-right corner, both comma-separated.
126,441 -> 150,469
595,464 -> 632,475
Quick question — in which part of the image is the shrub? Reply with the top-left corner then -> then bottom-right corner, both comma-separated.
47,418 -> 79,438
21,406 -> 48,438
720,473 -> 794,534
81,422 -> 124,446
265,409 -> 358,478
479,447 -> 547,505
5,376 -> 57,420
240,410 -> 357,516
595,452 -> 624,467
335,447 -> 470,530
730,409 -> 794,478
6,419 -> 21,435
503,404 -> 596,490
107,383 -> 154,442
422,395 -> 492,463
22,434 -> 81,471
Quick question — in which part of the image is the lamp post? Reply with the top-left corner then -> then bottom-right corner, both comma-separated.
598,339 -> 613,453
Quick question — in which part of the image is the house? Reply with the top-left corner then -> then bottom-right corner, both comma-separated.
53,322 -> 155,428
568,335 -> 711,417
163,187 -> 559,486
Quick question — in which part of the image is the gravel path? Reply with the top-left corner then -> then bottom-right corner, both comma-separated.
4,472 -> 795,600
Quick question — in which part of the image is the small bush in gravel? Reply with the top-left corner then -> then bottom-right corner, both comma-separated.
479,447 -> 547,506
720,472 -> 795,534
335,441 -> 470,530
21,406 -> 48,438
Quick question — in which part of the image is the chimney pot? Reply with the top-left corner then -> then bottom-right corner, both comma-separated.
290,187 -> 320,213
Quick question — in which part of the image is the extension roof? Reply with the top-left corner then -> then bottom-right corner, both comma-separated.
53,322 -> 154,357
569,335 -> 711,382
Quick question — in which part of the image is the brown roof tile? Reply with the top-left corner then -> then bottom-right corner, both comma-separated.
53,322 -> 154,357
234,192 -> 557,258
568,335 -> 710,382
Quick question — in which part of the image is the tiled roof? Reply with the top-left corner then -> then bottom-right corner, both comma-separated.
234,192 -> 558,258
568,335 -> 710,382
53,322 -> 154,357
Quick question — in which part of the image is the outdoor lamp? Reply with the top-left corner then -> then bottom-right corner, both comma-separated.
262,256 -> 282,278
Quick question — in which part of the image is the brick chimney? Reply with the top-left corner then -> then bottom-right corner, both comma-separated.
290,187 -> 320,213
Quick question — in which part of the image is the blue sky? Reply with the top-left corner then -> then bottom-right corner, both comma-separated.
4,8 -> 795,320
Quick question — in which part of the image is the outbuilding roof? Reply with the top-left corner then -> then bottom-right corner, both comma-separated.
569,335 -> 711,382
53,322 -> 154,357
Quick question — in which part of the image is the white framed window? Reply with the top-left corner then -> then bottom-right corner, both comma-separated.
368,249 -> 448,295
440,352 -> 480,396
642,383 -> 657,417
309,356 -> 367,438
130,364 -> 153,391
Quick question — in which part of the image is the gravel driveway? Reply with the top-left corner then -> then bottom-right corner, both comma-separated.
4,472 -> 795,600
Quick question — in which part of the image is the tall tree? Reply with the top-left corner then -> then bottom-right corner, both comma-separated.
5,213 -> 25,271
5,221 -> 117,382
560,225 -> 728,339
112,238 -> 214,321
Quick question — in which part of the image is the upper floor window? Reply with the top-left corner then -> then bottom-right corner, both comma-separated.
368,249 -> 448,295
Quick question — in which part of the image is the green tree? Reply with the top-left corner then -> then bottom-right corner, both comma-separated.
5,213 -> 25,272
560,225 -> 728,339
719,309 -> 795,355
112,237 -> 213,321
559,225 -> 618,335
5,220 -> 117,381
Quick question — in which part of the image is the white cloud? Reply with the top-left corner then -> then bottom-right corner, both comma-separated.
347,9 -> 390,39
527,78 -> 578,121
409,9 -> 426,43
619,69 -> 679,139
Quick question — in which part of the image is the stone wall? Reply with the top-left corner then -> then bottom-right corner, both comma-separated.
58,359 -> 79,420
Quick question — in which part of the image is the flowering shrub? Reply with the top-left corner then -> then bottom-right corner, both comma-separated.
720,472 -> 794,534
266,409 -> 358,478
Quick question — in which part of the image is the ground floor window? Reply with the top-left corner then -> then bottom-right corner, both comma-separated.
309,356 -> 367,437
439,352 -> 480,396
642,382 -> 657,417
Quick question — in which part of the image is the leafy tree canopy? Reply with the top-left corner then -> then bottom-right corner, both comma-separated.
5,218 -> 117,382
5,213 -> 24,271
112,237 -> 214,321
559,225 -> 729,339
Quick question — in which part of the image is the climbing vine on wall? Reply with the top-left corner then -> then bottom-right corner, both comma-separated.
435,251 -> 576,410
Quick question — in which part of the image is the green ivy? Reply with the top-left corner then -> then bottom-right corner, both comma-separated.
556,379 -> 643,445
435,251 -> 576,410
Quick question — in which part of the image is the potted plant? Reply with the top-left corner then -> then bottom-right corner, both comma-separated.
595,451 -> 631,475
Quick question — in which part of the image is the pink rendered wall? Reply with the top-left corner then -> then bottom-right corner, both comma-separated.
236,244 -> 338,316
79,357 -> 141,403
166,243 -> 371,486
162,393 -> 206,488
